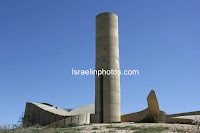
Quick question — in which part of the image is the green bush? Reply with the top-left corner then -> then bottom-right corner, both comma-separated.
67,123 -> 78,127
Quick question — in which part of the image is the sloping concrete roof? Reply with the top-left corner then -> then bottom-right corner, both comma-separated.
31,102 -> 95,116
173,115 -> 200,120
165,111 -> 200,123
32,102 -> 71,116
70,104 -> 95,115
70,104 -> 124,115
32,103 -> 122,116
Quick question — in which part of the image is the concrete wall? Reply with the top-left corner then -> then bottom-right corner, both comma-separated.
166,118 -> 193,124
165,111 -> 200,123
95,12 -> 121,123
121,109 -> 148,122
121,90 -> 161,123
44,114 -> 90,128
23,102 -> 67,127
165,111 -> 200,119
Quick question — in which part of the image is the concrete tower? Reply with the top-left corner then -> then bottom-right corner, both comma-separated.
95,12 -> 121,123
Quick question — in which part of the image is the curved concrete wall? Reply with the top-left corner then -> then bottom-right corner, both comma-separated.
44,114 -> 90,128
24,102 -> 94,127
95,12 -> 121,123
23,102 -> 68,127
121,108 -> 148,122
121,90 -> 161,123
165,111 -> 200,119
165,111 -> 200,123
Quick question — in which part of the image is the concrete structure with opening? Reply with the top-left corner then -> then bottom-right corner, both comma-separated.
23,12 -> 200,128
92,12 -> 121,123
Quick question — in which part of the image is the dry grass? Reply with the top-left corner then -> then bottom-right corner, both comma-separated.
171,116 -> 200,133
1,117 -> 199,133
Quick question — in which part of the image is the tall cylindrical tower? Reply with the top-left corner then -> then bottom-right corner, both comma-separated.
95,12 -> 121,123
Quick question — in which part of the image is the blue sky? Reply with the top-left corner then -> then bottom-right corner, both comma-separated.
0,0 -> 199,125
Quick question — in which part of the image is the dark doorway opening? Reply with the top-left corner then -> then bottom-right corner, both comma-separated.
100,75 -> 103,123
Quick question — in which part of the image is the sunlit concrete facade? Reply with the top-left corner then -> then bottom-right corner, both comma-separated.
94,12 -> 121,123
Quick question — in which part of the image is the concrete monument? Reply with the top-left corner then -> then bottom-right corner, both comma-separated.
94,12 -> 121,123
121,90 -> 163,122
23,12 -> 200,128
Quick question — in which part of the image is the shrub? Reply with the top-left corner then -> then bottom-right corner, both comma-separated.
67,122 -> 78,127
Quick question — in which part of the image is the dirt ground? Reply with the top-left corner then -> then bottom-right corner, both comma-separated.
73,122 -> 195,133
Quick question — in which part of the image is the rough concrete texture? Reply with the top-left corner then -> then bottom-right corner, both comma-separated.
121,90 -> 200,124
23,103 -> 94,127
95,12 -> 121,123
23,102 -> 69,127
145,90 -> 160,122
165,111 -> 200,123
90,113 -> 100,123
44,114 -> 90,128
70,104 -> 95,115
24,103 -> 125,126
121,90 -> 162,122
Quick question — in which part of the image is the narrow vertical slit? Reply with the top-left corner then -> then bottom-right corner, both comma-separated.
100,75 -> 103,123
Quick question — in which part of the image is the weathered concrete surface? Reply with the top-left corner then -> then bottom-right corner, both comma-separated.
147,90 -> 160,117
121,108 -> 148,122
95,12 -> 121,123
70,104 -> 95,115
165,111 -> 200,123
165,111 -> 200,119
24,102 -> 124,126
24,103 -> 95,126
121,90 -> 162,123
23,102 -> 69,127
144,90 -> 160,122
90,113 -> 100,123
121,90 -> 200,124
44,113 -> 90,128
174,115 -> 200,120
